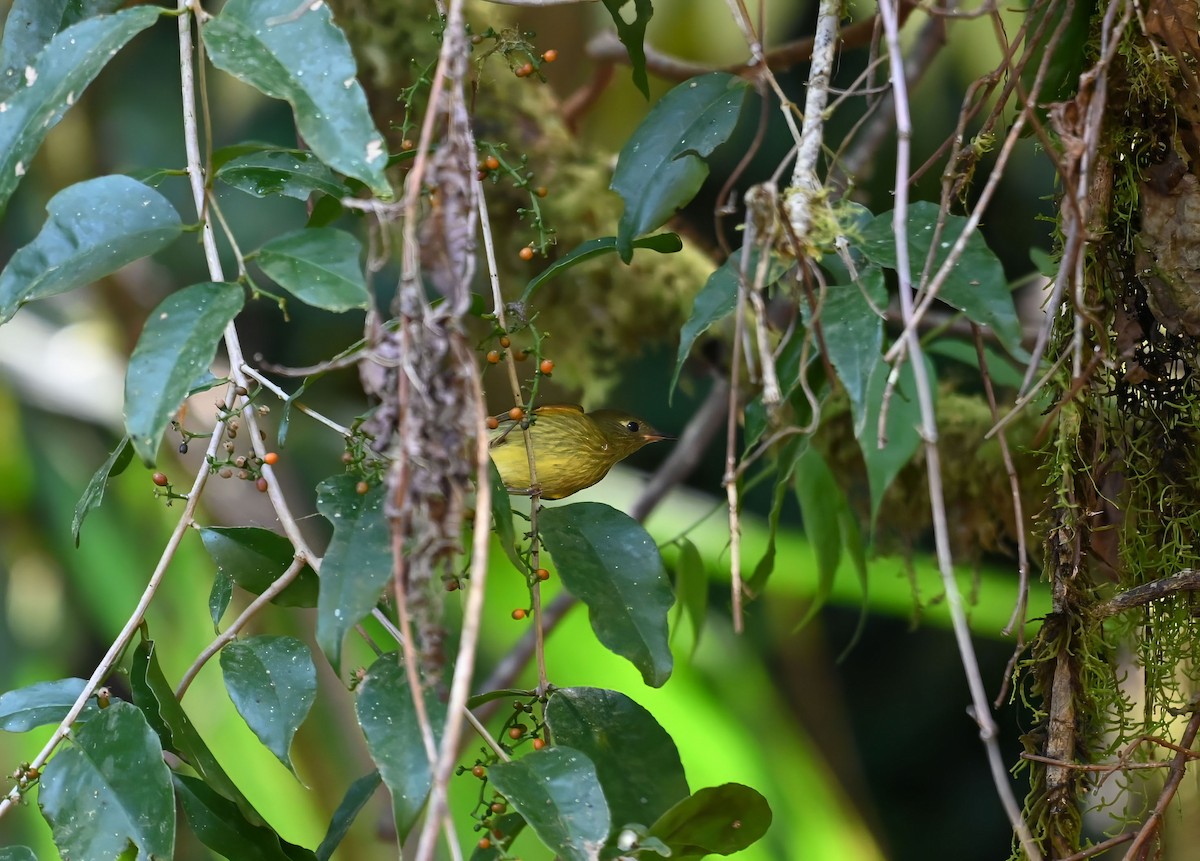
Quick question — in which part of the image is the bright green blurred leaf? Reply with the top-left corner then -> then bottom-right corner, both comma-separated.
39,701 -> 174,861
255,228 -> 369,312
546,687 -> 689,831
71,436 -> 132,547
0,678 -> 96,731
316,770 -> 381,861
202,0 -> 390,197
124,282 -> 244,465
216,149 -> 347,200
174,773 -> 316,861
0,175 -> 182,323
540,502 -> 674,687
794,445 -> 844,628
488,747 -> 610,861
221,636 -> 317,777
599,0 -> 652,98
648,783 -> 772,858
199,526 -> 319,608
520,233 -> 681,305
612,73 -> 749,261
355,654 -> 445,840
859,203 -> 1022,356
0,7 -> 160,216
315,474 -> 391,669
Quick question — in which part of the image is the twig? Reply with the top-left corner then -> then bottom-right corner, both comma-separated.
877,1 -> 1042,857
240,364 -> 354,437
1092,570 -> 1200,619
1122,706 -> 1200,859
176,556 -> 309,699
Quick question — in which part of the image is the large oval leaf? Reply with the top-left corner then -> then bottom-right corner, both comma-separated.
71,436 -> 132,547
315,474 -> 391,669
539,502 -> 674,687
355,654 -> 446,841
488,747 -> 610,861
648,783 -> 772,857
201,0 -> 390,198
174,773 -> 316,861
0,6 -> 160,217
38,700 -> 175,861
612,73 -> 749,261
810,266 -> 887,432
315,771 -> 381,861
215,149 -> 346,201
546,687 -> 689,832
858,202 -> 1023,356
255,227 -> 368,312
124,281 -> 244,465
0,678 -> 97,731
0,175 -> 183,323
199,525 -> 319,608
220,635 -> 317,777
0,0 -> 126,100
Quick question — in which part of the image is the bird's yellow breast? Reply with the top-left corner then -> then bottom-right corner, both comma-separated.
489,407 -> 623,500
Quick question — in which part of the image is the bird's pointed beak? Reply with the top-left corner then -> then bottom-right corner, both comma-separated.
642,431 -> 672,443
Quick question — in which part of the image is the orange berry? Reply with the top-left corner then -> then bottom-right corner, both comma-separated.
499,335 -> 511,348
485,155 -> 500,171
532,738 -> 546,750
508,726 -> 524,739
486,350 -> 501,364
536,568 -> 550,581
477,170 -> 488,181
535,186 -> 548,198
513,350 -> 529,361
255,477 -> 269,492
478,838 -> 491,850
152,472 -> 169,487
401,139 -> 415,150
356,480 -> 369,495
511,608 -> 527,620
508,406 -> 524,421
539,359 -> 554,375
491,802 -> 506,813
472,765 -> 486,778
515,62 -> 533,78
518,246 -> 534,262
487,416 -> 500,430
263,451 -> 279,465
542,49 -> 558,63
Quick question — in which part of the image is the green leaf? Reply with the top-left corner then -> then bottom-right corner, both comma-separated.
0,678 -> 96,731
0,847 -> 37,861
201,0 -> 390,198
599,0 -> 653,98
670,536 -> 708,655
648,783 -> 771,858
255,228 -> 369,312
0,175 -> 183,324
220,636 -> 317,777
198,526 -> 319,608
545,688 -> 689,832
834,502 -> 869,660
355,654 -> 446,841
0,0 -> 105,101
315,770 -> 381,861
612,73 -> 749,261
70,435 -> 132,547
539,502 -> 674,687
813,267 -> 886,429
746,435 -> 806,594
129,639 -> 264,823
174,773 -> 317,861
314,474 -> 391,669
210,569 -> 234,631
671,248 -> 786,400
859,357 -> 927,527
519,233 -> 681,305
489,460 -> 523,571
124,282 -> 244,465
216,149 -> 347,200
927,338 -> 1025,389
488,747 -> 611,861
859,203 -> 1022,356
38,701 -> 174,861
0,7 -> 160,217
793,446 -> 844,628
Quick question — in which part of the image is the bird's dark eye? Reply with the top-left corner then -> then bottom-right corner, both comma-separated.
626,421 -> 640,433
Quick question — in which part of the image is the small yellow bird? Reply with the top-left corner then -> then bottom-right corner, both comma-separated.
489,404 -> 669,499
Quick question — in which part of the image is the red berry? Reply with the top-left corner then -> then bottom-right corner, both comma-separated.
485,155 -> 500,171
508,406 -> 524,421
152,472 -> 169,487
536,568 -> 550,581
511,608 -> 527,620
518,246 -> 534,262
478,838 -> 491,850
356,481 -> 369,495
263,451 -> 279,465
542,49 -> 558,63
255,477 -> 269,492
532,738 -> 546,750
472,765 -> 486,778
508,726 -> 524,739
487,416 -> 500,430
539,359 -> 554,375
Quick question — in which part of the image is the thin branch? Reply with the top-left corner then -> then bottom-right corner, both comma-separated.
877,0 -> 1042,856
1122,705 -> 1200,859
